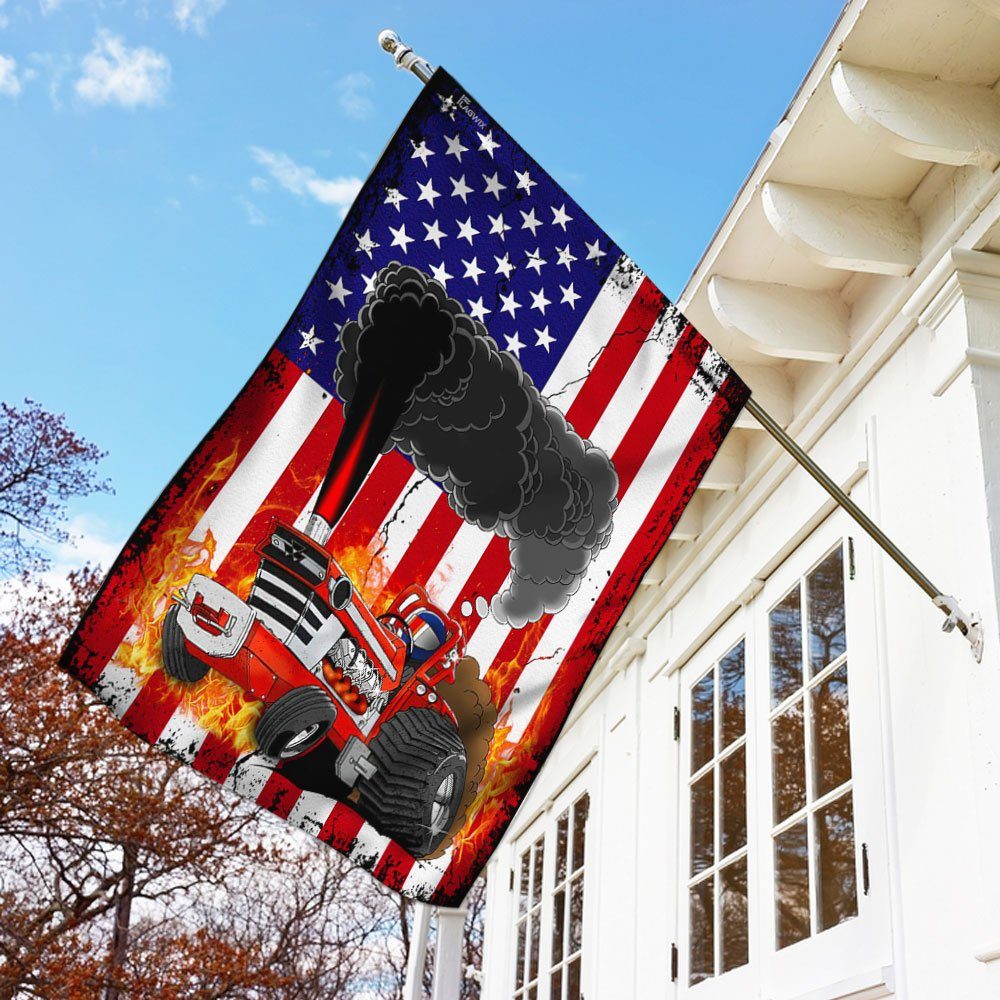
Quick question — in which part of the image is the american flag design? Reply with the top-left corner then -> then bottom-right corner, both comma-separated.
62,69 -> 749,905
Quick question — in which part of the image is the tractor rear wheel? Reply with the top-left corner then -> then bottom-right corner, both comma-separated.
357,708 -> 467,858
254,687 -> 336,760
161,605 -> 210,683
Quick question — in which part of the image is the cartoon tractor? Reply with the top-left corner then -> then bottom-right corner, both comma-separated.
160,513 -> 473,857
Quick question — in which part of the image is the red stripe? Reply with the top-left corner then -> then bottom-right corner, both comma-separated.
560,278 -> 665,439
318,801 -> 367,853
432,377 -> 748,905
332,450 -> 416,551
257,773 -> 304,820
192,731 -> 243,784
373,841 -> 417,890
120,670 -> 183,745
64,350 -> 302,685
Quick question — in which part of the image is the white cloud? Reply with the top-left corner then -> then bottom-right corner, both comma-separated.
249,146 -> 362,217
249,175 -> 268,193
0,53 -> 21,96
38,0 -> 63,14
75,30 -> 170,109
335,70 -> 373,120
172,0 -> 226,35
238,195 -> 266,226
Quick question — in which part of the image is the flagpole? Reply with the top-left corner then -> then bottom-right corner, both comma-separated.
375,30 -> 984,662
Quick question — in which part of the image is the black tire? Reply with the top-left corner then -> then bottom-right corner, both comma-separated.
161,605 -> 210,683
357,708 -> 467,857
254,686 -> 336,760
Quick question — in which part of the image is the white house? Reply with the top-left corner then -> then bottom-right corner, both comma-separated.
478,1 -> 1000,997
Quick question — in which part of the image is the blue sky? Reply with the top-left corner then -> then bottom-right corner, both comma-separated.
0,0 -> 845,573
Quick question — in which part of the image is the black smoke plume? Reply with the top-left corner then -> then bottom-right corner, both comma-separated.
334,262 -> 618,627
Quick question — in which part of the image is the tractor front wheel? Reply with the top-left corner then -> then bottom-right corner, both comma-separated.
357,708 -> 467,857
254,687 -> 336,760
161,605 -> 210,683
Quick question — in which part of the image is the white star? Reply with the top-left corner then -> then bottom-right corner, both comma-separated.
520,207 -> 543,236
468,296 -> 491,322
411,139 -> 434,166
439,94 -> 458,118
525,248 -> 547,275
494,253 -> 516,279
325,276 -> 353,305
417,178 -> 441,208
362,272 -> 377,295
423,219 -> 447,249
299,325 -> 323,355
535,325 -> 555,352
462,256 -> 485,284
355,229 -> 380,259
504,331 -> 525,356
384,187 -> 408,211
477,130 -> 500,158
483,171 -> 507,200
488,213 -> 511,239
499,290 -> 522,318
430,261 -> 453,287
559,282 -> 581,309
551,203 -> 573,230
556,244 -> 577,271
389,222 -> 414,254
450,174 -> 473,204
585,239 -> 607,261
445,134 -> 469,161
456,216 -> 480,245
514,169 -> 537,195
530,288 -> 552,314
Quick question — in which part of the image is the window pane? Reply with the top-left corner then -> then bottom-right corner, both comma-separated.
571,794 -> 588,873
567,958 -> 581,1000
775,820 -> 810,950
691,671 -> 715,772
812,662 -> 852,798
808,546 -> 846,673
518,852 -> 530,916
528,987 -> 537,1000
529,912 -> 540,981
772,700 -> 806,824
552,888 -> 565,963
770,586 -> 803,706
516,920 -> 526,987
550,969 -> 562,1000
569,874 -> 584,953
721,745 -> 747,857
720,640 -> 746,748
556,810 -> 569,884
689,876 -> 715,985
691,771 -> 715,876
816,793 -> 858,932
721,858 -> 749,974
532,837 -> 544,905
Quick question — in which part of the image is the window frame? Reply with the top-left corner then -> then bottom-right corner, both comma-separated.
509,768 -> 593,1000
675,513 -> 892,998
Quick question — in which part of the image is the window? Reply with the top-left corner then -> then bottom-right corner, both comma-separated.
769,545 -> 857,950
676,524 -> 891,995
511,778 -> 591,1000
687,640 -> 749,985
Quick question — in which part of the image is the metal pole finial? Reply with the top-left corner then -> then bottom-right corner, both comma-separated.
377,29 -> 435,85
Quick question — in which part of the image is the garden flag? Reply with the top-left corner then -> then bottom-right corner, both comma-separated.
63,69 -> 749,905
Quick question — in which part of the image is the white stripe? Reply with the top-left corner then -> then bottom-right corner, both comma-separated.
93,663 -> 145,718
402,849 -> 453,900
540,254 -> 644,412
223,753 -> 277,801
503,372 -> 721,742
347,822 -> 392,867
191,371 -> 331,569
154,708 -> 210,764
286,790 -> 336,837
368,472 -> 441,581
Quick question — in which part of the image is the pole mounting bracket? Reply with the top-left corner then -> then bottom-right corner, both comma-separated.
378,30 -> 435,84
933,594 -> 984,663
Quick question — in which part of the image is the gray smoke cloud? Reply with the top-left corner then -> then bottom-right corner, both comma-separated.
335,262 -> 618,627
